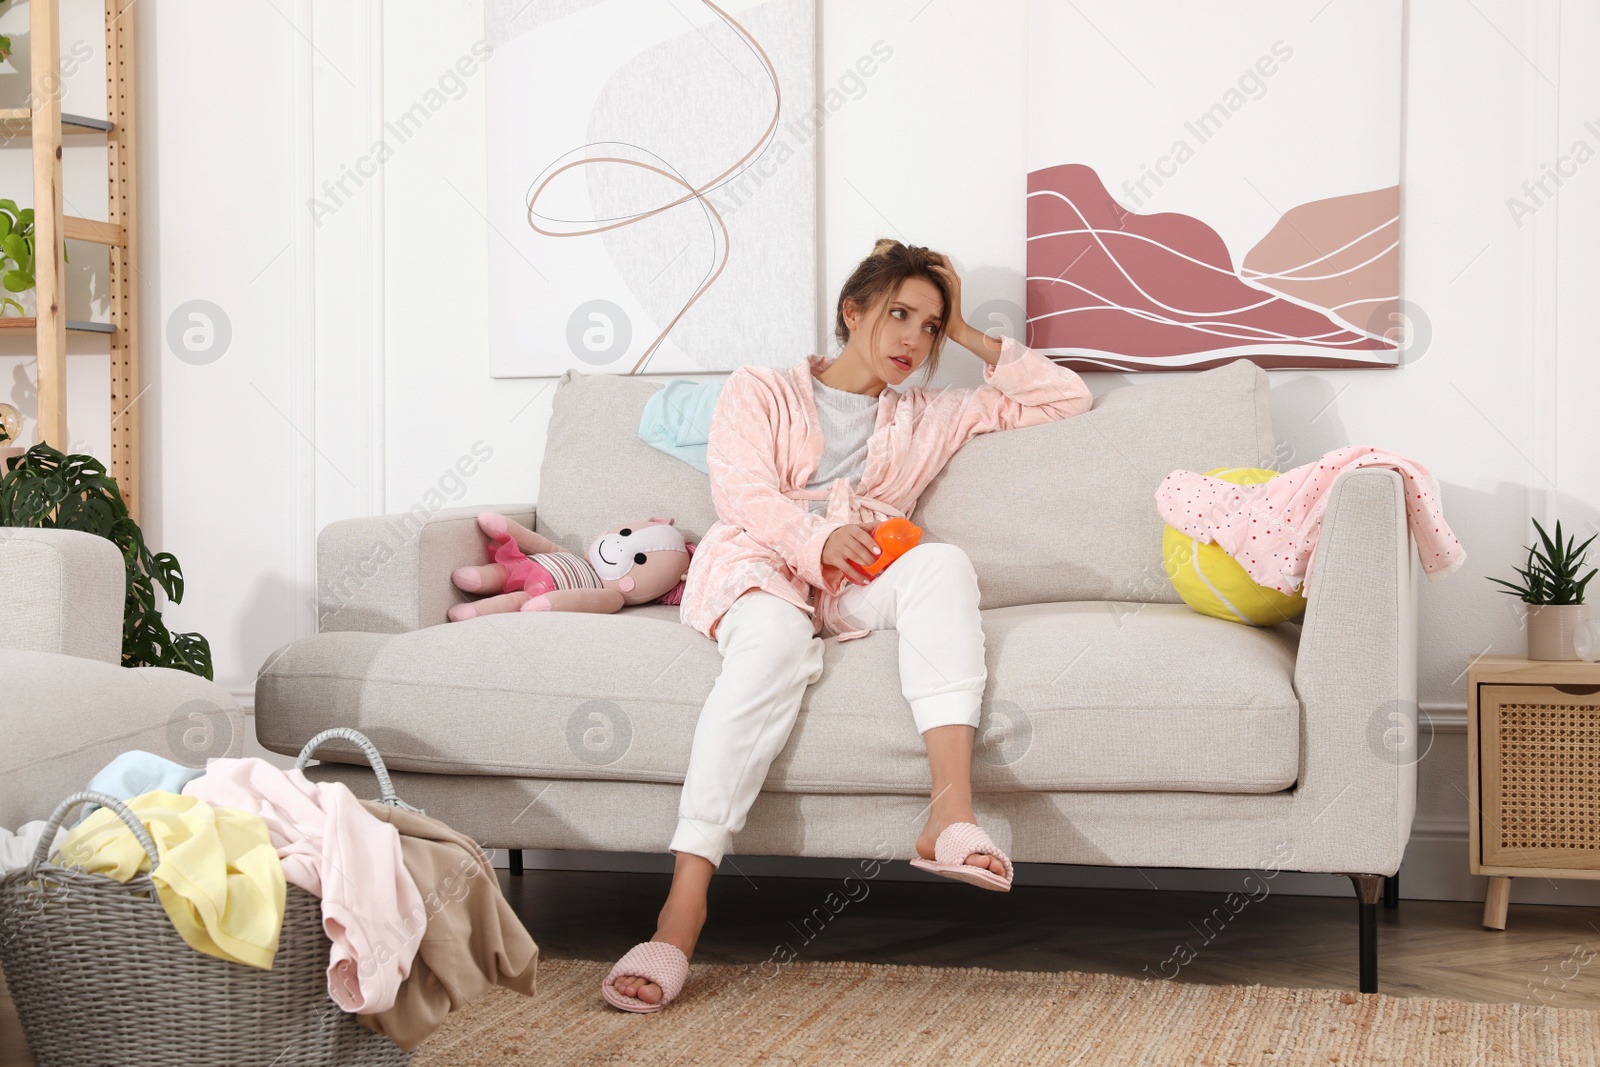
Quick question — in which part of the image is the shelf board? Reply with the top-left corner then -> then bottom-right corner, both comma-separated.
0,316 -> 115,335
0,109 -> 114,137
64,216 -> 125,246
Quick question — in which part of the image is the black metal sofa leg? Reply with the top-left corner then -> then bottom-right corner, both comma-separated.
1347,873 -> 1384,993
510,849 -> 524,877
1383,868 -> 1399,909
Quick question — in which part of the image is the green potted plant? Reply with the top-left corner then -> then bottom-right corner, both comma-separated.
0,441 -> 213,678
0,198 -> 68,317
1487,517 -> 1598,660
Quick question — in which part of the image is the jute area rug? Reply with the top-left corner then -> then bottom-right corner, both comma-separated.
411,958 -> 1599,1066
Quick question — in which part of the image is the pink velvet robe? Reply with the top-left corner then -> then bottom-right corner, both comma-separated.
677,334 -> 1093,642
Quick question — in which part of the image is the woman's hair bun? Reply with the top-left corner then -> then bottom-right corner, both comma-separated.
870,237 -> 902,258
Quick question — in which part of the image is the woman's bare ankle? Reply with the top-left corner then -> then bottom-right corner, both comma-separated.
640,851 -> 713,958
929,785 -> 976,823
653,896 -> 707,958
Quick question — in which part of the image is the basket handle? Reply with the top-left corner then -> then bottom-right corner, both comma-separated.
294,727 -> 423,814
31,790 -> 161,872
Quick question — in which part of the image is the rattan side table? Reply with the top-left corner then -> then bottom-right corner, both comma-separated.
1466,654 -> 1600,930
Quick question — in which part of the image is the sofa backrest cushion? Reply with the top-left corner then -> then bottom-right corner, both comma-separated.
536,371 -> 721,554
914,357 -> 1276,608
538,357 -> 1275,607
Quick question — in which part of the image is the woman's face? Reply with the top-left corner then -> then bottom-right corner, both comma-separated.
847,277 -> 945,384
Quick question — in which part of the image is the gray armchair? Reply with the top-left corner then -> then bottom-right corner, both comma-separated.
0,527 -> 244,829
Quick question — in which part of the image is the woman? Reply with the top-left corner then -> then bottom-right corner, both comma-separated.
602,239 -> 1093,1012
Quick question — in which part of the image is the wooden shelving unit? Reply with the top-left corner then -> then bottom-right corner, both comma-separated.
1,0 -> 141,520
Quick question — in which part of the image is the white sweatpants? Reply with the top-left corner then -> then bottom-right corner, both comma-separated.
669,541 -> 987,867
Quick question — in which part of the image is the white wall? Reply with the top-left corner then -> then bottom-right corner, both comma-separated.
5,0 -> 1599,904
0,0 -> 312,759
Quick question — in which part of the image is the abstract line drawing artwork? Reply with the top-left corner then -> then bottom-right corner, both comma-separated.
1026,1 -> 1402,371
484,0 -> 818,377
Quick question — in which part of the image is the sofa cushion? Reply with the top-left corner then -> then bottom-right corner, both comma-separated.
535,370 -> 721,555
914,357 -> 1276,609
0,650 -> 247,828
256,602 -> 1301,795
535,358 -> 1274,608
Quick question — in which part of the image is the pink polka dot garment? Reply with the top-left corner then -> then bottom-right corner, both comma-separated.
1153,445 -> 1466,597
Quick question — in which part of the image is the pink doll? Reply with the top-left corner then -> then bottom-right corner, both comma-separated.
447,512 -> 695,621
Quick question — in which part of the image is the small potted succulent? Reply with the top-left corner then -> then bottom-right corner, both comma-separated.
1487,518 -> 1598,660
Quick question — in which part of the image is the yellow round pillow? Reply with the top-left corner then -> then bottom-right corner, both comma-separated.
1162,466 -> 1308,626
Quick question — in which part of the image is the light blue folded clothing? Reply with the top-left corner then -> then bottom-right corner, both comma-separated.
76,749 -> 206,825
638,379 -> 724,474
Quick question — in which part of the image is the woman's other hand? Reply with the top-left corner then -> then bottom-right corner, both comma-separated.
821,522 -> 883,587
927,252 -> 966,337
927,253 -> 1002,364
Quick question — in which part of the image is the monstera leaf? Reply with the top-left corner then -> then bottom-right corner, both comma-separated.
0,442 -> 213,678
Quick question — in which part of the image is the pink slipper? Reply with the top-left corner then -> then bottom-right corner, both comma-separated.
909,821 -> 1014,892
602,941 -> 690,1013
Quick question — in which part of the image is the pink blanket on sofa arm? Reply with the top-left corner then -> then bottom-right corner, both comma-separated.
1154,445 -> 1467,598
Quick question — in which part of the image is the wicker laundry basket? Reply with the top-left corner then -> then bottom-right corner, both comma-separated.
0,728 -> 418,1066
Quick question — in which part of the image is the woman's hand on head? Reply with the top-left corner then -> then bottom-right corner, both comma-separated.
929,253 -> 1004,363
821,522 -> 882,587
927,253 -> 967,338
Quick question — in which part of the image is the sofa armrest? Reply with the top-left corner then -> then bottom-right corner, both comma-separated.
317,503 -> 536,634
1290,467 -> 1420,875
0,527 -> 124,663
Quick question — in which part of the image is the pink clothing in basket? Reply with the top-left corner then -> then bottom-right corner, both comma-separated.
1154,445 -> 1466,597
678,334 -> 1093,642
184,757 -> 425,1016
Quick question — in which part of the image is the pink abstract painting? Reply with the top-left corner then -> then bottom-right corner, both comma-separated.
1027,2 -> 1402,371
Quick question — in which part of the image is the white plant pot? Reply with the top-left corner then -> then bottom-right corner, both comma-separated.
1526,603 -> 1590,661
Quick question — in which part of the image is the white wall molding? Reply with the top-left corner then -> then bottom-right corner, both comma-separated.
368,0 -> 387,518
1421,701 -> 1465,733
1553,2 -> 1600,530
1530,0 -> 1561,513
307,0 -> 388,608
291,0 -> 318,645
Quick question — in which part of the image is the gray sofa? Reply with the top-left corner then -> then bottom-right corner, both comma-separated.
255,356 -> 1419,992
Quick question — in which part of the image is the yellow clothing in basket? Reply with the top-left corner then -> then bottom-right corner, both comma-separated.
58,790 -> 286,970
